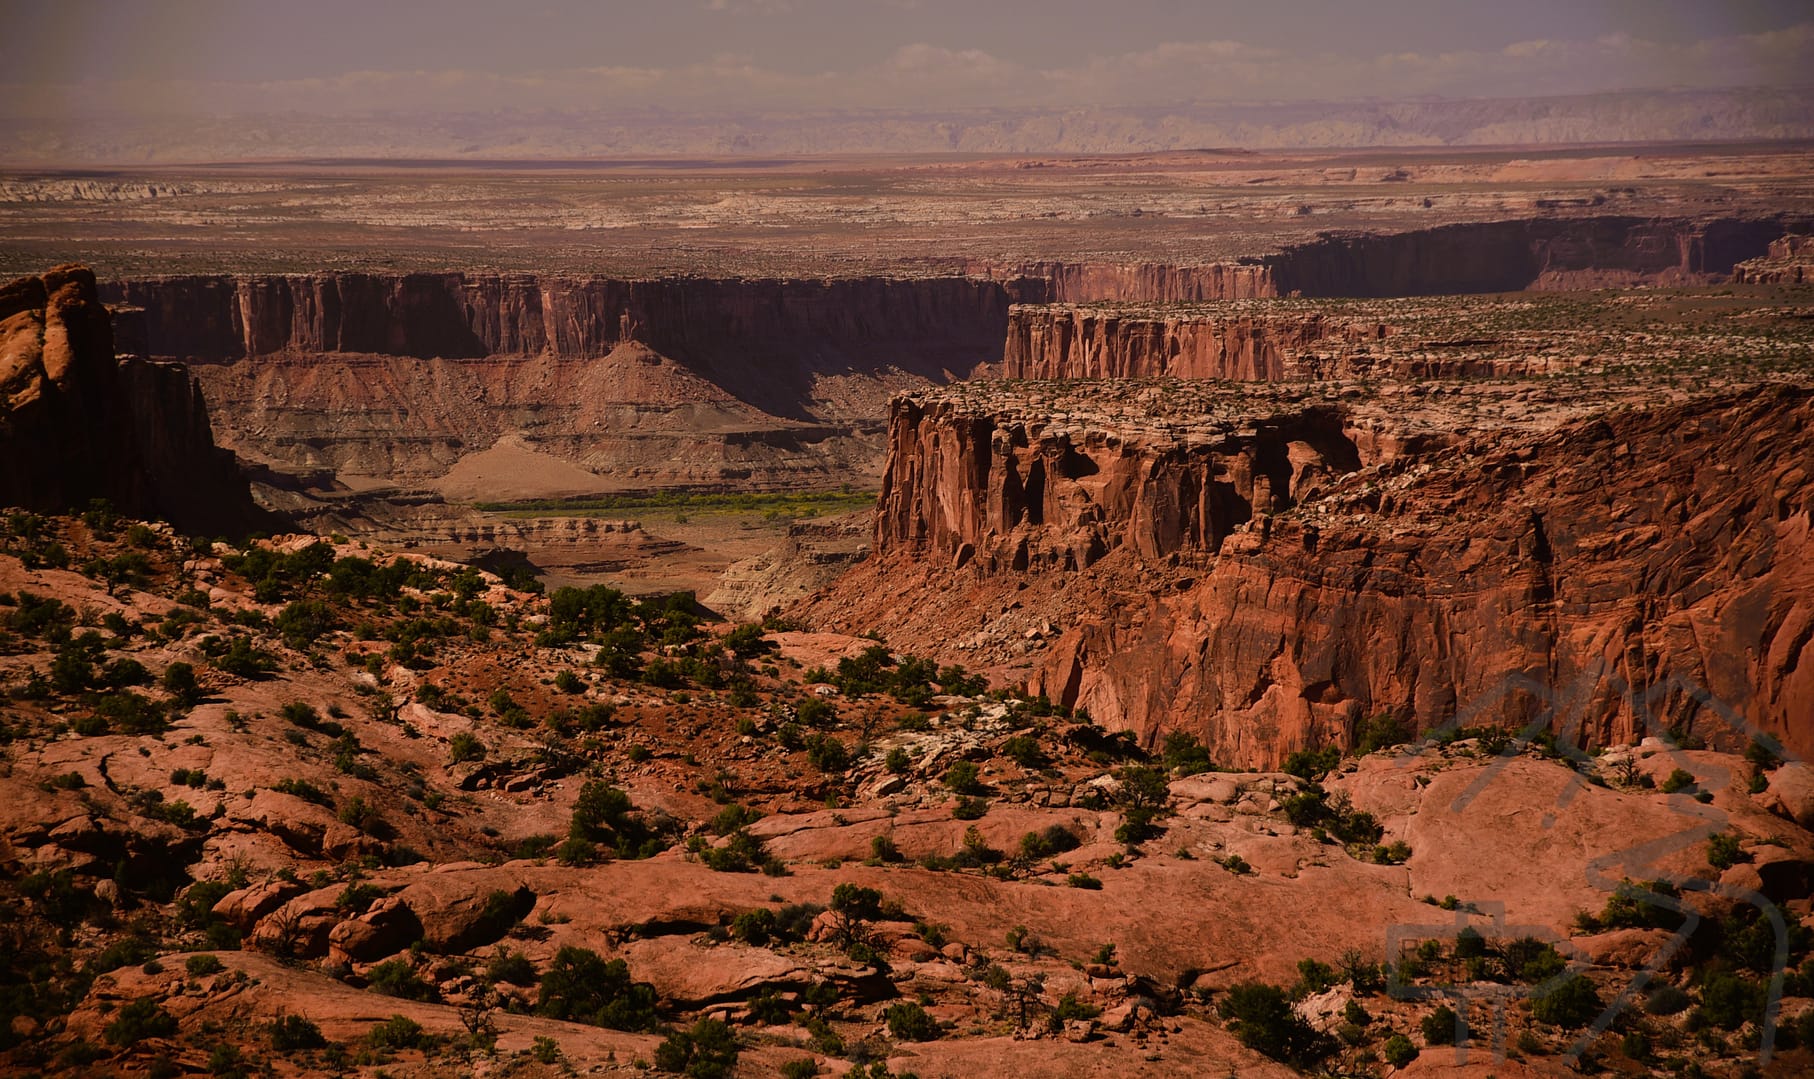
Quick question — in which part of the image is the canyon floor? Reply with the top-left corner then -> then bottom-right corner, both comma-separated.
4,144 -> 1814,1077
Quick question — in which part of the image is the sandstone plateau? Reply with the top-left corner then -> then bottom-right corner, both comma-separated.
4,139 -> 1814,1079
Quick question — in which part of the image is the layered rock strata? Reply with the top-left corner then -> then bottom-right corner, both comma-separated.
100,273 -> 1045,492
978,213 -> 1809,302
1735,235 -> 1814,284
805,373 -> 1814,768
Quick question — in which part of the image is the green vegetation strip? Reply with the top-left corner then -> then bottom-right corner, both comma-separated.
476,489 -> 876,518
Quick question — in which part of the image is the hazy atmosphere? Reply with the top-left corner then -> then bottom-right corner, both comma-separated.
4,0 -> 1813,161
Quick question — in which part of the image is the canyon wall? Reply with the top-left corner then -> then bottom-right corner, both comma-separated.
0,265 -> 273,535
95,212 -> 1803,494
817,381 -> 1814,767
104,273 -> 1043,420
1001,306 -> 1392,381
977,213 -> 1809,303
1735,235 -> 1813,285
100,273 -> 1048,491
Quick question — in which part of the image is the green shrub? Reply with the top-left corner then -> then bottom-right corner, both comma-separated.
366,1015 -> 427,1050
269,1013 -> 326,1050
1354,713 -> 1413,755
943,760 -> 983,794
951,796 -> 988,820
805,734 -> 849,773
536,946 -> 658,1031
1295,958 -> 1339,996
275,598 -> 338,648
1383,1033 -> 1418,1066
449,731 -> 486,763
885,1001 -> 939,1041
1530,974 -> 1602,1028
337,795 -> 385,835
830,883 -> 883,927
1660,768 -> 1696,794
699,829 -> 772,873
654,1017 -> 740,1077
1001,735 -> 1047,769
486,947 -> 537,986
1501,936 -> 1566,983
797,697 -> 837,727
1161,730 -> 1215,775
732,908 -> 778,945
272,777 -> 333,807
105,997 -> 177,1044
1699,971 -> 1766,1030
1420,1004 -> 1460,1045
1217,982 -> 1333,1066
1707,832 -> 1747,870
366,958 -> 436,1001
1644,984 -> 1690,1015
186,953 -> 226,976
1282,745 -> 1340,779
1018,825 -> 1079,860
1592,879 -> 1684,931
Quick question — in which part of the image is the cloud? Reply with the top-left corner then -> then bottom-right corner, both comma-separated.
703,0 -> 796,13
3,21 -> 1809,121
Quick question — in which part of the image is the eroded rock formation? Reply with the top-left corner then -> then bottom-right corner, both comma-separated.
0,265 -> 271,534
807,373 -> 1814,769
1735,235 -> 1814,284
1002,304 -> 1393,380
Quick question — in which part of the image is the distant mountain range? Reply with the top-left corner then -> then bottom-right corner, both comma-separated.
5,86 -> 1811,165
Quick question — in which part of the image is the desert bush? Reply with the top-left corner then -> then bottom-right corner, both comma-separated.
105,997 -> 177,1045
366,1015 -> 427,1050
449,731 -> 486,763
366,958 -> 436,1001
1217,982 -> 1333,1066
1529,974 -> 1602,1028
536,946 -> 658,1031
1161,731 -> 1215,775
885,1002 -> 939,1041
1707,832 -> 1747,870
269,1013 -> 326,1051
653,1018 -> 740,1078
1421,1004 -> 1461,1045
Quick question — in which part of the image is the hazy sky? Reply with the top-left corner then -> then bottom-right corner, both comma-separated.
4,0 -> 1811,118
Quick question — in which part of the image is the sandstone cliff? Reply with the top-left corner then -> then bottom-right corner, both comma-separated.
103,273 -> 1043,417
101,273 -> 1047,492
1001,304 -> 1392,381
1735,235 -> 1814,285
976,214 -> 1809,303
805,374 -> 1814,769
0,265 -> 271,535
